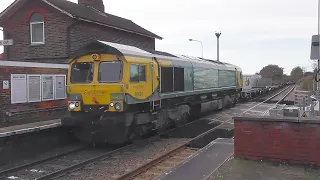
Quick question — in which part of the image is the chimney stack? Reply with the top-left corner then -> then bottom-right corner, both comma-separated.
78,0 -> 105,12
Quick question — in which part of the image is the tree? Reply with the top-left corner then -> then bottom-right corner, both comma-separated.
290,66 -> 304,82
282,74 -> 290,82
259,65 -> 284,83
303,71 -> 314,77
312,62 -> 318,72
300,75 -> 315,91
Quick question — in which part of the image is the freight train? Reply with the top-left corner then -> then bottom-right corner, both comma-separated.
62,40 -> 257,145
241,74 -> 273,99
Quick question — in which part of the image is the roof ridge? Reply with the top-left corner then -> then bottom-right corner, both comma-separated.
0,0 -> 163,40
89,6 -> 108,18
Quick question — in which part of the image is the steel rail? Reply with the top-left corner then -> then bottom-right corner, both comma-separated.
261,85 -> 295,116
0,146 -> 87,178
35,144 -> 134,180
115,86 -> 292,180
1,86 -> 289,180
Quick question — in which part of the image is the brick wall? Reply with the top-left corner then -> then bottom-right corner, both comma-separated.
0,64 -> 68,127
2,0 -> 155,62
3,1 -> 72,61
234,117 -> 320,166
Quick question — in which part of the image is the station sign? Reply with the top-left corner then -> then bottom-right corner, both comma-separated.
0,39 -> 13,46
310,35 -> 320,60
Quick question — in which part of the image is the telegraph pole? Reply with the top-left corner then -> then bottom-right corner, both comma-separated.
215,32 -> 221,61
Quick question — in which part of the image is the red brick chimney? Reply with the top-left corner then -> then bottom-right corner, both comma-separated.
78,0 -> 105,12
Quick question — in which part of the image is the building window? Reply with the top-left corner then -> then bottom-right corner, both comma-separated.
30,13 -> 45,44
130,64 -> 146,82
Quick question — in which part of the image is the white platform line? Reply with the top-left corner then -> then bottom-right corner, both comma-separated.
0,121 -> 61,138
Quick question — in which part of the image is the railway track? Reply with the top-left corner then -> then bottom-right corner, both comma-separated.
0,144 -> 134,180
0,86 -> 291,180
251,85 -> 292,103
115,86 -> 294,180
262,85 -> 295,116
0,145 -> 86,177
264,85 -> 295,103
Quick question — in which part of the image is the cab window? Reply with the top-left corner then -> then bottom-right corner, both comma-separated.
130,64 -> 146,82
98,61 -> 122,83
70,62 -> 94,83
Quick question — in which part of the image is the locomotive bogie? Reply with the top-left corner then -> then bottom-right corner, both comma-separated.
62,94 -> 235,144
62,111 -> 134,144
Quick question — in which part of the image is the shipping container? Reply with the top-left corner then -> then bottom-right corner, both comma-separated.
256,78 -> 272,87
242,74 -> 262,90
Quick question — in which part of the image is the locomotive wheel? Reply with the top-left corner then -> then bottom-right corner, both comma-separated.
175,112 -> 190,127
190,104 -> 201,119
231,97 -> 236,107
222,96 -> 230,109
128,123 -> 143,142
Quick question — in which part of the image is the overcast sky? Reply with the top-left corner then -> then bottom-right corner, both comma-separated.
0,0 -> 319,74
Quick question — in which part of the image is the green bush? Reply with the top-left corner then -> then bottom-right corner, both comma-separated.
300,75 -> 315,91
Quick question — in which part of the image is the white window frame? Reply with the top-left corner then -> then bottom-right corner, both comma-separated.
41,74 -> 55,101
130,64 -> 146,83
11,74 -> 27,104
27,74 -> 42,103
30,21 -> 45,44
54,75 -> 67,100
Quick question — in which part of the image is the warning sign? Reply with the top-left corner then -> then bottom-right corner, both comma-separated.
301,111 -> 307,118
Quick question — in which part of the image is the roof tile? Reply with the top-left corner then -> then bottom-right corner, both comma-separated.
45,0 -> 162,39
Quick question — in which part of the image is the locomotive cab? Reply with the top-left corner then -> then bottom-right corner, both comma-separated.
64,52 -> 135,144
67,54 -> 125,113
62,41 -> 159,145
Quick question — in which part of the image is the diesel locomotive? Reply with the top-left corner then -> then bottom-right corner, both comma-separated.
62,40 -> 243,144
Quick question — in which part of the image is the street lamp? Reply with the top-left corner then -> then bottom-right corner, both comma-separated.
188,39 -> 203,58
215,31 -> 222,61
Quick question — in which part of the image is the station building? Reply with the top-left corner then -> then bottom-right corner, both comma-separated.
0,0 -> 162,126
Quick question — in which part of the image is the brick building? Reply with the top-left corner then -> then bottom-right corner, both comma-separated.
0,0 -> 162,126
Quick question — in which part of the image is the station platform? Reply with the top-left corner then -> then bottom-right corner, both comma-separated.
207,156 -> 320,180
157,137 -> 320,180
0,119 -> 61,138
157,138 -> 234,180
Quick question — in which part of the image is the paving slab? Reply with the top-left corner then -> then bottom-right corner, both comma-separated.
207,156 -> 320,180
157,138 -> 234,180
0,119 -> 61,137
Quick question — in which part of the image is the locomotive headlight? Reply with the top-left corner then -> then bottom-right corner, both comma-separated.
114,102 -> 121,110
69,103 -> 76,110
75,102 -> 80,107
109,102 -> 114,107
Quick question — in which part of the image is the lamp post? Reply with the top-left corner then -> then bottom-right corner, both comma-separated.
188,39 -> 203,58
215,31 -> 222,61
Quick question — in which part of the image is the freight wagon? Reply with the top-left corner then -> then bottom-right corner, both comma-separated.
241,75 -> 274,99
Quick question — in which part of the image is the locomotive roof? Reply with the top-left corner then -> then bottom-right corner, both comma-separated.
71,40 -> 239,71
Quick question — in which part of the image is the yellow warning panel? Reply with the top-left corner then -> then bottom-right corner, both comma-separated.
301,111 -> 307,118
